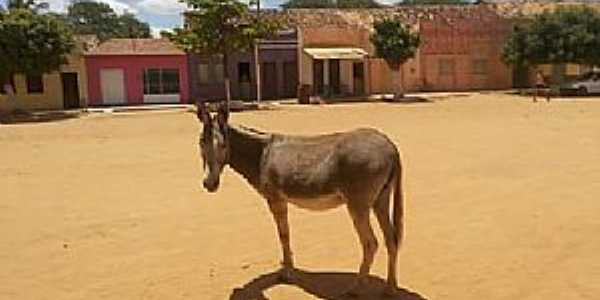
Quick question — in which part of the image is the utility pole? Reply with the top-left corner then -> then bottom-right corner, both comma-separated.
254,0 -> 261,103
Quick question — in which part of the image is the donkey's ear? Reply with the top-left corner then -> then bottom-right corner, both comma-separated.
217,101 -> 229,126
197,101 -> 210,123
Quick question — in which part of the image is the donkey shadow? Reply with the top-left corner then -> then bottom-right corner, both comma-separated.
229,269 -> 428,300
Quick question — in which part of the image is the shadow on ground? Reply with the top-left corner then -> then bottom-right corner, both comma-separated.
229,269 -> 428,300
0,111 -> 81,124
318,96 -> 432,105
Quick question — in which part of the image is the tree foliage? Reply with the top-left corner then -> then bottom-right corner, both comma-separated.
503,6 -> 600,67
281,0 -> 381,9
66,0 -> 150,41
0,7 -> 75,79
371,18 -> 420,68
167,0 -> 280,101
398,0 -> 470,5
6,0 -> 49,11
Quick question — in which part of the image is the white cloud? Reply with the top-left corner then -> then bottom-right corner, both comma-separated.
44,0 -> 137,15
138,0 -> 187,16
102,0 -> 138,14
151,27 -> 173,38
45,0 -> 69,12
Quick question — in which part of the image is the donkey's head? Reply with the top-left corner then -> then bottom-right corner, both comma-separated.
197,101 -> 229,193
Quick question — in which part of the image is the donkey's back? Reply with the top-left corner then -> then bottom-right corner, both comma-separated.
261,128 -> 400,210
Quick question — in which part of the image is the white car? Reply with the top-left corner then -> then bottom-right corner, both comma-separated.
560,72 -> 600,95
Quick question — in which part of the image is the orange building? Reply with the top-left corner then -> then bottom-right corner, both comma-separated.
281,5 -> 515,96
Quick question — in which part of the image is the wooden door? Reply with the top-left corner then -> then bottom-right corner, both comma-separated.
61,73 -> 80,109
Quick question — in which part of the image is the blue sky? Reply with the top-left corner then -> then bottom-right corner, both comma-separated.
0,0 -> 293,36
2,0 -> 484,35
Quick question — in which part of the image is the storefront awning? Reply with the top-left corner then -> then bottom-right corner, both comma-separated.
304,48 -> 367,60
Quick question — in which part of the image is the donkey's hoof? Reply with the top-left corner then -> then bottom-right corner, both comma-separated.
278,267 -> 295,283
383,285 -> 400,297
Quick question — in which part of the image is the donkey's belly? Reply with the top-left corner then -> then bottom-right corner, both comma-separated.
283,192 -> 346,211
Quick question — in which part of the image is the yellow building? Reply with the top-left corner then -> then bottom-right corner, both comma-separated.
0,35 -> 96,112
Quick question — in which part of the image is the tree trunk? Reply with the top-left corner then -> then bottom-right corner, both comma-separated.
223,53 -> 231,104
393,64 -> 404,100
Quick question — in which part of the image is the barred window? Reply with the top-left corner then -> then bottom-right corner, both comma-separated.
472,59 -> 488,75
143,69 -> 180,95
27,74 -> 44,94
439,59 -> 455,76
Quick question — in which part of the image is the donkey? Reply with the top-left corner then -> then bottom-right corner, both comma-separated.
197,101 -> 405,296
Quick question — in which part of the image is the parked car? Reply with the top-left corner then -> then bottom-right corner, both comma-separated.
560,71 -> 600,95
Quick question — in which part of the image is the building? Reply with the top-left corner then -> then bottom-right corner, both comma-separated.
85,38 -> 190,106
188,30 -> 299,102
279,5 -> 515,96
0,35 -> 95,112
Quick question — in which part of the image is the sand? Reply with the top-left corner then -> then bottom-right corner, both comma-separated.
1,93 -> 599,300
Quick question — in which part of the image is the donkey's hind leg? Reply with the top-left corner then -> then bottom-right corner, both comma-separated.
374,185 -> 399,295
345,204 -> 378,296
267,198 -> 295,282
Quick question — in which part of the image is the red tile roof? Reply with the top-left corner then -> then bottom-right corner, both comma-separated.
85,38 -> 185,56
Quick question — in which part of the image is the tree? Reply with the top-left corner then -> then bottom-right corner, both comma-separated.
370,18 -> 420,99
0,7 -> 74,104
66,0 -> 150,41
6,0 -> 49,11
167,0 -> 280,103
398,0 -> 471,4
281,0 -> 381,9
503,6 -> 600,68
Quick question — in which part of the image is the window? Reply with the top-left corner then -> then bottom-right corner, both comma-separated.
213,63 -> 224,83
238,62 -> 251,83
198,63 -> 211,84
0,74 -> 15,94
143,68 -> 180,95
472,59 -> 488,75
26,74 -> 44,94
439,59 -> 455,76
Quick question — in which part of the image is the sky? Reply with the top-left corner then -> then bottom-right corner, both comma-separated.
0,0 -> 488,36
0,0 -> 294,36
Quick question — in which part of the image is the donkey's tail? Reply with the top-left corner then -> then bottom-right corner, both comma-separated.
393,161 -> 404,250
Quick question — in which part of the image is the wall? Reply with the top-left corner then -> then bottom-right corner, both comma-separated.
86,55 -> 189,105
189,48 -> 297,101
0,53 -> 88,112
419,17 -> 513,91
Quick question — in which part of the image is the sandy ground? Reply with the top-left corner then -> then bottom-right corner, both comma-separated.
1,94 -> 599,300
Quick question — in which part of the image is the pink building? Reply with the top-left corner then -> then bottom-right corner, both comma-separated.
85,39 -> 190,106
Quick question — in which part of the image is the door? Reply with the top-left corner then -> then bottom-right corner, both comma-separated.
329,59 -> 340,95
100,69 -> 126,105
61,73 -> 80,109
283,61 -> 298,98
261,62 -> 278,100
313,60 -> 323,95
353,62 -> 365,95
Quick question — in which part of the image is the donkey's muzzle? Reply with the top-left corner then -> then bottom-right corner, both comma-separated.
203,179 -> 219,193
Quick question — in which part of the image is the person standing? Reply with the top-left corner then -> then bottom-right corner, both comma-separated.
533,70 -> 550,102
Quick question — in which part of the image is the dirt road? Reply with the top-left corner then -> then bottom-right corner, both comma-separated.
1,94 -> 599,299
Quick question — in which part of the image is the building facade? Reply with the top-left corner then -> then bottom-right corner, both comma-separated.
0,35 -> 95,112
85,39 -> 190,106
188,30 -> 298,102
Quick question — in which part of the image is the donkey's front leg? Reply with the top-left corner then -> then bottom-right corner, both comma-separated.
267,198 -> 295,282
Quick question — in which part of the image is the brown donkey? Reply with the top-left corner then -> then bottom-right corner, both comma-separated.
197,101 -> 405,296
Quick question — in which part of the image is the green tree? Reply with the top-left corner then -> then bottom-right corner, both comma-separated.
0,7 -> 74,103
6,0 -> 49,11
281,0 -> 381,9
398,0 -> 471,4
66,0 -> 150,41
370,18 -> 420,99
167,0 -> 280,102
503,6 -> 600,68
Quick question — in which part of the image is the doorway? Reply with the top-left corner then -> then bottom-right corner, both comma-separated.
61,73 -> 80,109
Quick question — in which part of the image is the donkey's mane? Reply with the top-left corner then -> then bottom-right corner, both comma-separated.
232,124 -> 271,139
